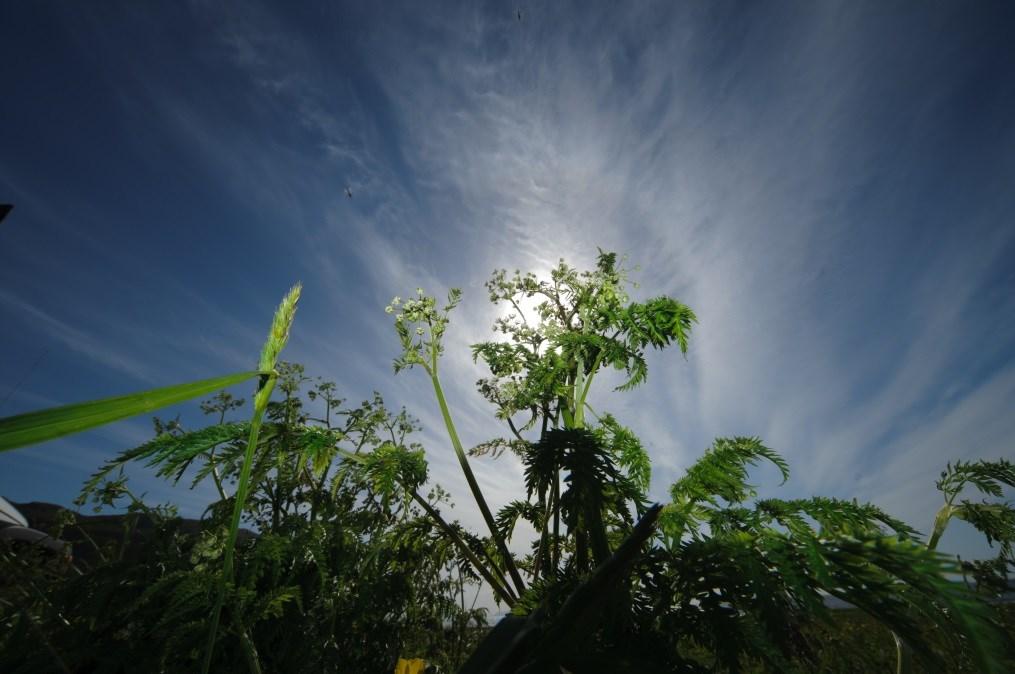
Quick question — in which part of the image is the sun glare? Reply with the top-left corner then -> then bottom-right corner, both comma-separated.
496,288 -> 546,330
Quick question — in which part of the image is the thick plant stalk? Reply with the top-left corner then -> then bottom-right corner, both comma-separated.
201,284 -> 301,674
430,368 -> 527,596
572,356 -> 586,428
926,502 -> 952,552
895,499 -> 954,673
575,352 -> 604,427
893,632 -> 913,674
458,504 -> 663,674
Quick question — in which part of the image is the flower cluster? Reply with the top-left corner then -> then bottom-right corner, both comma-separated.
387,287 -> 462,374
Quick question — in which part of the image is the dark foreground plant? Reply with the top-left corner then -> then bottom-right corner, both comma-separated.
0,251 -> 1011,673
1,366 -> 486,673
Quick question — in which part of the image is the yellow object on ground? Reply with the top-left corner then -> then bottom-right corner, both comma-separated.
394,657 -> 426,674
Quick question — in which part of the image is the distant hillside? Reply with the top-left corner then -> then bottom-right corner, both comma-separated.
9,501 -> 255,567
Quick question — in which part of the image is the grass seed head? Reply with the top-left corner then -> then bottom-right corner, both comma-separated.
259,283 -> 302,372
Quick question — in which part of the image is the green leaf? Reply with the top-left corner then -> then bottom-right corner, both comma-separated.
756,496 -> 921,540
359,441 -> 429,496
954,501 -> 1015,555
594,414 -> 651,493
79,422 -> 253,498
619,296 -> 697,353
937,459 -> 1015,499
0,371 -> 264,453
670,436 -> 789,507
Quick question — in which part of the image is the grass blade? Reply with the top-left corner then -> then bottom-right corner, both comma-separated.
0,371 -> 263,453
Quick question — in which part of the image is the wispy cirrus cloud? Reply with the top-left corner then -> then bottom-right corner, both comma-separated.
142,1 -> 1015,539
0,289 -> 160,385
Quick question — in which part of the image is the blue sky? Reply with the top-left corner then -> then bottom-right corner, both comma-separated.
2,0 -> 1014,584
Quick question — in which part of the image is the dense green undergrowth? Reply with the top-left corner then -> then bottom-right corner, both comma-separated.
1,251 -> 1013,673
2,377 -> 488,673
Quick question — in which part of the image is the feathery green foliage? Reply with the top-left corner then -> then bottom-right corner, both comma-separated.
593,413 -> 651,494
1,367 -> 488,673
472,251 -> 696,429
80,422 -> 252,495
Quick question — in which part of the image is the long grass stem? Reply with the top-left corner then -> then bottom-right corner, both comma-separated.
409,490 -> 517,606
429,370 -> 527,596
201,284 -> 300,674
200,378 -> 273,674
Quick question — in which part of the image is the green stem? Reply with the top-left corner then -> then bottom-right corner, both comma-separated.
409,490 -> 516,606
577,353 -> 604,420
573,356 -> 585,428
896,497 -> 955,674
927,502 -> 952,551
429,368 -> 527,596
201,375 -> 275,674
73,522 -> 107,564
308,468 -> 330,524
337,446 -> 517,605
552,471 -> 561,570
893,631 -> 913,674
237,621 -> 264,674
207,446 -> 228,501
533,490 -> 549,580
